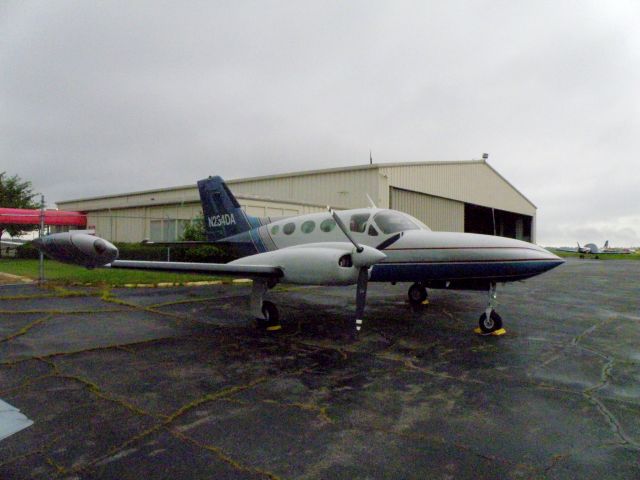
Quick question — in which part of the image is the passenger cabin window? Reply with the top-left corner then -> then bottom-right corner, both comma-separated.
283,222 -> 296,235
374,211 -> 421,234
349,213 -> 370,233
368,225 -> 379,236
271,225 -> 279,235
320,218 -> 336,232
301,220 -> 315,234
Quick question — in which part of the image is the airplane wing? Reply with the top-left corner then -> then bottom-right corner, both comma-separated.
109,260 -> 283,279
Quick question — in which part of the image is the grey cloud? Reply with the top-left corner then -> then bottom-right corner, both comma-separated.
2,0 -> 639,245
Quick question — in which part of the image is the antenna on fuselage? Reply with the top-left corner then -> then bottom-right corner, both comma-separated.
365,194 -> 377,209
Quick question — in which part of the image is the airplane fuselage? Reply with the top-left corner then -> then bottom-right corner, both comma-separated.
220,208 -> 563,287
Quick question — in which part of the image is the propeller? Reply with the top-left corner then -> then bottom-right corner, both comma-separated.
330,209 -> 363,253
329,208 -> 385,336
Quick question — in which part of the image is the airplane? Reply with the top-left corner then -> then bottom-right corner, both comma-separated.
555,241 -> 634,257
33,176 -> 564,337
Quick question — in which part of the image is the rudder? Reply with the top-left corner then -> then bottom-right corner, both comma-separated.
197,176 -> 252,241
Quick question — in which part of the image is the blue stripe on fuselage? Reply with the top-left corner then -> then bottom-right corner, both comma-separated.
370,260 -> 563,283
244,215 -> 267,253
249,227 -> 267,253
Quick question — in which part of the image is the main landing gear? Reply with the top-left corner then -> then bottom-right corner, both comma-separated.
250,279 -> 281,331
408,282 -> 429,305
477,282 -> 504,335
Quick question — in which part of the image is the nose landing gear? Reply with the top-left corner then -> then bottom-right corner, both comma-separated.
476,282 -> 505,335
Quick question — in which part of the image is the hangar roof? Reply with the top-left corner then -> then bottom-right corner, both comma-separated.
57,160 -> 535,213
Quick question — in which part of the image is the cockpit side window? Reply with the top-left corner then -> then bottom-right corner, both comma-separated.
373,211 -> 421,234
368,225 -> 379,236
349,213 -> 370,233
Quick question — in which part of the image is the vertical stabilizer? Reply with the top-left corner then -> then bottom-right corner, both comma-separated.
197,176 -> 252,241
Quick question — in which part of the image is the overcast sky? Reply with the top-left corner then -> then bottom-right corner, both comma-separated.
2,1 -> 639,246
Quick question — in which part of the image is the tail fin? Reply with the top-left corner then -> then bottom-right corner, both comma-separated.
197,176 -> 252,241
604,240 -> 609,249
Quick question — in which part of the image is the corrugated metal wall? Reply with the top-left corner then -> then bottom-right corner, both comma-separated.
229,168 -> 383,210
380,162 -> 535,216
390,187 -> 464,232
82,198 -> 324,242
57,161 -> 536,242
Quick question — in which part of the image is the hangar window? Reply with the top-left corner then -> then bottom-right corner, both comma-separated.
349,213 -> 370,233
301,220 -> 315,234
320,218 -> 336,232
283,222 -> 296,235
271,225 -> 279,235
151,219 -> 191,241
374,211 -> 420,234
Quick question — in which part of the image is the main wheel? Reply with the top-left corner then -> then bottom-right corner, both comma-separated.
479,311 -> 503,333
408,283 -> 428,304
258,301 -> 281,331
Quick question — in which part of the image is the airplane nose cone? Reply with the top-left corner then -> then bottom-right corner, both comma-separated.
93,238 -> 118,263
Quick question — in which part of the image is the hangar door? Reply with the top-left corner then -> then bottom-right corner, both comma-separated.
390,187 -> 464,232
464,204 -> 533,242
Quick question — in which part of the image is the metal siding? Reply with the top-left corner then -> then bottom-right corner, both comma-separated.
380,163 -> 535,216
390,188 -> 464,232
229,169 -> 382,210
79,199 -> 325,242
58,162 -> 536,241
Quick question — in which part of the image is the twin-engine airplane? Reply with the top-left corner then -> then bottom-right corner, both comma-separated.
34,176 -> 564,336
556,241 -> 635,256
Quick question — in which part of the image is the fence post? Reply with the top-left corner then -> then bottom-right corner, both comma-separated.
38,195 -> 45,285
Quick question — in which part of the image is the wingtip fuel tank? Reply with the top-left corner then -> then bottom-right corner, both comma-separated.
34,232 -> 118,268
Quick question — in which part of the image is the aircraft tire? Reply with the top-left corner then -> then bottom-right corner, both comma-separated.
259,301 -> 280,329
479,311 -> 502,333
408,283 -> 428,304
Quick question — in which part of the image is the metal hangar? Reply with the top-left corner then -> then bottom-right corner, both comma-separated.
56,160 -> 536,243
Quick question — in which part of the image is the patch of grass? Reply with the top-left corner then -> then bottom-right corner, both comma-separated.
0,259 -> 225,286
549,249 -> 640,260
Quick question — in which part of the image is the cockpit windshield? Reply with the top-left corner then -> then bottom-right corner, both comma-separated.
373,211 -> 427,234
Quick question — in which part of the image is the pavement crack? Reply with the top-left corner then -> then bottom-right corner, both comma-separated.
71,376 -> 269,474
582,392 -> 640,449
0,335 -> 193,366
0,314 -> 51,344
54,373 -> 160,419
170,429 -> 282,480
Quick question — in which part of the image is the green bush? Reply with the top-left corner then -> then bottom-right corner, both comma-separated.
15,243 -> 40,259
114,243 -> 235,263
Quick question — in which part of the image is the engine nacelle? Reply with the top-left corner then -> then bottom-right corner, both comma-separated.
230,243 -> 386,285
33,232 -> 119,268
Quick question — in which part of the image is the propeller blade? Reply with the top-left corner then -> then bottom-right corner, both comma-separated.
329,208 -> 363,253
354,266 -> 369,334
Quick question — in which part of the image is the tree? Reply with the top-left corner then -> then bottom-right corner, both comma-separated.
180,214 -> 206,241
0,172 -> 39,238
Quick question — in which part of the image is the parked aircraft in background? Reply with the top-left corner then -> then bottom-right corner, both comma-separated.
556,241 -> 634,257
33,176 -> 564,336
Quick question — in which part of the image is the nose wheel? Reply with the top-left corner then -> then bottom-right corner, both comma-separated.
477,282 -> 504,335
408,282 -> 429,305
479,310 -> 503,333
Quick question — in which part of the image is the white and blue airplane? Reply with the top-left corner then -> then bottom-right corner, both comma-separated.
35,176 -> 564,336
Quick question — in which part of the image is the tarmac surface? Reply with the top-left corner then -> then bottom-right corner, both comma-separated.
0,259 -> 639,479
